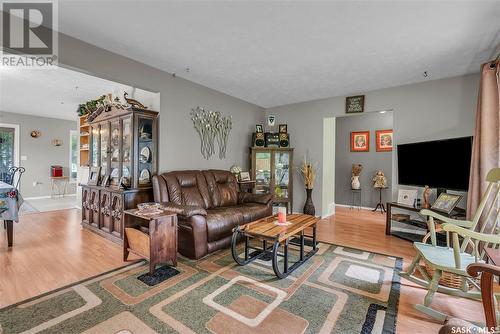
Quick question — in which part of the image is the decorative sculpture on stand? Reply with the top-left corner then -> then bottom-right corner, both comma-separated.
191,106 -> 232,160
372,170 -> 388,213
372,170 -> 388,188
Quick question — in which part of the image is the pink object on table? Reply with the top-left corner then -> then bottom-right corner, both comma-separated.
278,207 -> 286,224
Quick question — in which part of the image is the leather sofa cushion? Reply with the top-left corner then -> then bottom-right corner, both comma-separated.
238,192 -> 273,205
204,170 -> 238,208
236,203 -> 272,223
206,207 -> 244,242
161,202 -> 207,219
161,171 -> 212,209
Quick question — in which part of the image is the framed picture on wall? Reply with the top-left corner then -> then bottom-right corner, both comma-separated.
376,129 -> 393,152
346,95 -> 365,113
351,131 -> 370,152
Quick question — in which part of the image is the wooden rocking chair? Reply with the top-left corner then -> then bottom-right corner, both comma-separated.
400,168 -> 500,323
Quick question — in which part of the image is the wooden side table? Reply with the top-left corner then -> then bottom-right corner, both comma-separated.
238,180 -> 255,193
123,209 -> 178,274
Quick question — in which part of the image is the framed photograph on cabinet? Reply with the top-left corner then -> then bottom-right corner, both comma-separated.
397,189 -> 418,207
351,131 -> 370,152
376,129 -> 393,152
100,174 -> 110,187
88,166 -> 101,186
239,171 -> 251,182
431,193 -> 462,214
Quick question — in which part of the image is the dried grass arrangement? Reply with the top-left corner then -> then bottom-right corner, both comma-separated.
352,164 -> 363,176
299,155 -> 318,189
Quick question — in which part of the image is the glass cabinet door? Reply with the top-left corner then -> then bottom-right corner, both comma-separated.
109,120 -> 121,186
255,151 -> 271,194
122,117 -> 132,187
274,151 -> 290,199
100,122 -> 109,177
91,125 -> 99,167
137,116 -> 153,186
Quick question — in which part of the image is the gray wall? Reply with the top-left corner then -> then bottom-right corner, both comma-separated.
57,34 -> 264,174
0,111 -> 77,198
265,74 -> 479,215
335,112 -> 393,208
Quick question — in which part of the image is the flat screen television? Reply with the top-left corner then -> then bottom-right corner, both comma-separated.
397,136 -> 473,191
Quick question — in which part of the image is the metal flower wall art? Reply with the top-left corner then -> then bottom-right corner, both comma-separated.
191,107 -> 233,159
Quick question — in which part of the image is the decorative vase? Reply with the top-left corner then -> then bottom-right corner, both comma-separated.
303,188 -> 315,216
351,176 -> 361,189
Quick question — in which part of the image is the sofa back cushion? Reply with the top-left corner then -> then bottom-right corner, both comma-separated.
203,170 -> 238,207
155,171 -> 212,209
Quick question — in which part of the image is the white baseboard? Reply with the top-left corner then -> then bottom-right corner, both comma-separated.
24,193 -> 76,200
335,203 -> 376,211
321,202 -> 336,219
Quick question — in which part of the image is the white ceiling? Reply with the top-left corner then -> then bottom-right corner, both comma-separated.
55,1 -> 500,108
0,66 -> 159,120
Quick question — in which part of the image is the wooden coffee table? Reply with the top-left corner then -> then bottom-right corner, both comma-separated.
231,214 -> 319,279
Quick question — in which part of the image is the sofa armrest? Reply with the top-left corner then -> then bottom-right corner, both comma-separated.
238,192 -> 273,205
161,202 -> 207,219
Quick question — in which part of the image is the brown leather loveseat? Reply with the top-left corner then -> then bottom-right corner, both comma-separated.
152,170 -> 273,259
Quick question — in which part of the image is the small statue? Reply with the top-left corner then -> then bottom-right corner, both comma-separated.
372,170 -> 388,188
423,185 -> 432,209
124,92 -> 148,109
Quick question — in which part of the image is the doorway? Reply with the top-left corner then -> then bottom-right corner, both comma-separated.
0,123 -> 20,183
334,111 -> 394,211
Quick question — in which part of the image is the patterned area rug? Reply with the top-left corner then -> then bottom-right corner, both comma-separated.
0,242 -> 402,334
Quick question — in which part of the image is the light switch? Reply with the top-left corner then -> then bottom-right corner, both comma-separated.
21,155 -> 27,161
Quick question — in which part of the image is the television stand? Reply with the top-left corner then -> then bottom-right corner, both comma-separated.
385,202 -> 466,243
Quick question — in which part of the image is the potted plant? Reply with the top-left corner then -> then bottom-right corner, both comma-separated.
299,154 -> 317,216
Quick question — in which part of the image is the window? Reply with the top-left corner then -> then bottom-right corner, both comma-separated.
70,130 -> 78,181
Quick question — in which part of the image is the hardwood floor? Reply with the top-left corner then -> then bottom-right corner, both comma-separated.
0,206 -> 484,333
0,209 -> 136,308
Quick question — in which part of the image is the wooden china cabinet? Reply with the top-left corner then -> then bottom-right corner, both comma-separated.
81,106 -> 158,244
250,147 -> 294,214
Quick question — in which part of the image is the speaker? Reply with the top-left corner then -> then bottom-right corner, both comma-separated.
253,132 -> 265,147
279,133 -> 290,147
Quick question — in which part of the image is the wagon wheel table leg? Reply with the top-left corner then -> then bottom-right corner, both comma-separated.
272,239 -> 289,279
231,226 -> 269,265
